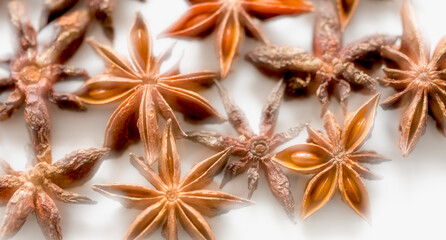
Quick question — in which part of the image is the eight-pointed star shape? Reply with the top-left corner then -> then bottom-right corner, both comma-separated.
273,94 -> 389,222
76,12 -> 225,165
0,1 -> 91,164
93,120 -> 252,240
246,0 -> 396,116
187,80 -> 304,222
380,0 -> 446,156
0,147 -> 109,240
161,0 -> 314,78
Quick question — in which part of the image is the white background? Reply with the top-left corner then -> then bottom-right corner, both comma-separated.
0,0 -> 445,239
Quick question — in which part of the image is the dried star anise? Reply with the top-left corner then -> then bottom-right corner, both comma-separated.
93,120 -> 252,240
380,0 -> 446,156
187,80 -> 304,222
273,94 -> 389,222
161,0 -> 315,78
0,1 -> 90,164
76,13 -> 224,165
246,0 -> 396,115
41,0 -> 145,40
0,147 -> 109,239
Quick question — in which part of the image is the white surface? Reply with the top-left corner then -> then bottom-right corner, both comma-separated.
0,0 -> 445,239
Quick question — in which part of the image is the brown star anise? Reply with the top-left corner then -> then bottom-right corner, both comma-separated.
0,147 -> 109,239
273,94 -> 389,222
187,80 -> 304,222
0,1 -> 90,164
161,0 -> 315,78
76,13 -> 224,165
41,0 -> 145,40
93,120 -> 252,240
246,0 -> 396,115
380,0 -> 446,156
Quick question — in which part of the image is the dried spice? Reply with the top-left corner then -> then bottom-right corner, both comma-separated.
246,0 -> 396,115
76,13 -> 224,165
161,0 -> 314,78
187,80 -> 304,222
0,1 -> 90,164
0,147 -> 109,239
93,120 -> 252,240
380,0 -> 446,156
41,0 -> 145,40
273,94 -> 389,221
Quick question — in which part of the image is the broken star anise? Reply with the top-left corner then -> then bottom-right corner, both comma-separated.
93,120 -> 252,240
273,94 -> 389,222
246,0 -> 396,115
187,80 -> 305,222
0,1 -> 91,164
380,0 -> 446,156
161,0 -> 315,78
41,0 -> 145,40
0,147 -> 109,240
76,12 -> 224,165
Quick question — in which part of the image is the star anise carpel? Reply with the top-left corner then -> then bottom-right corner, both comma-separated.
380,0 -> 446,156
93,120 -> 252,240
0,1 -> 91,164
41,0 -> 145,40
246,0 -> 397,115
187,79 -> 305,222
0,147 -> 109,240
161,0 -> 315,78
76,12 -> 224,165
273,94 -> 389,222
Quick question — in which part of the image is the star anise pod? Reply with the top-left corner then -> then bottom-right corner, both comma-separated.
0,147 -> 109,239
246,0 -> 397,115
76,13 -> 224,165
187,80 -> 304,222
273,94 -> 389,222
161,0 -> 315,78
41,0 -> 145,40
380,0 -> 446,156
0,1 -> 91,164
93,120 -> 252,240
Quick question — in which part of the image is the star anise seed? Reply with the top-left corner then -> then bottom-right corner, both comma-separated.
41,0 -> 145,40
273,94 -> 389,222
187,79 -> 305,222
161,0 -> 314,78
76,12 -> 225,165
0,1 -> 91,164
246,0 -> 397,116
0,147 -> 109,240
380,0 -> 446,156
93,120 -> 252,240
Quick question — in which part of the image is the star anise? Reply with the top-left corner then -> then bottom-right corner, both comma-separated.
93,120 -> 252,240
41,0 -> 145,40
380,0 -> 446,156
273,94 -> 389,222
187,80 -> 304,222
161,0 -> 315,78
0,147 -> 109,239
0,1 -> 91,164
246,0 -> 396,115
76,13 -> 224,165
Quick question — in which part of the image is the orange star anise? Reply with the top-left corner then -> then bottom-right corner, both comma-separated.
187,80 -> 305,222
93,120 -> 253,240
246,0 -> 396,115
380,0 -> 446,156
161,0 -> 315,78
273,94 -> 389,221
0,147 -> 109,239
0,1 -> 91,164
76,13 -> 224,164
